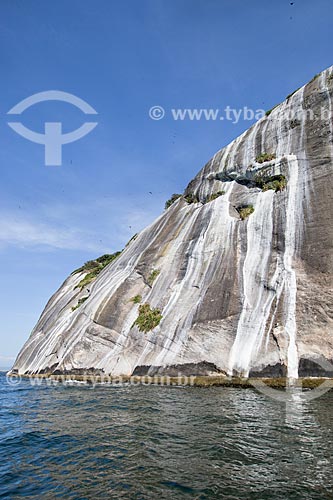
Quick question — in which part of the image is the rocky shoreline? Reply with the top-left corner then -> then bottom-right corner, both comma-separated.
6,372 -> 333,390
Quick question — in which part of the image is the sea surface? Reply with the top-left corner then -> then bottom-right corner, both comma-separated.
0,372 -> 332,499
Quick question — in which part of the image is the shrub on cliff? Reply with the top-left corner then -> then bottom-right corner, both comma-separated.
74,251 -> 122,290
286,87 -> 301,100
72,296 -> 89,312
255,174 -> 287,193
184,193 -> 200,204
265,104 -> 279,116
206,190 -> 225,203
133,303 -> 162,332
147,269 -> 160,286
255,153 -> 276,163
125,233 -> 138,247
165,194 -> 182,209
237,205 -> 254,220
130,294 -> 142,304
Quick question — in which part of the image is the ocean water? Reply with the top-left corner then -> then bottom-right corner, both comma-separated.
0,372 -> 332,499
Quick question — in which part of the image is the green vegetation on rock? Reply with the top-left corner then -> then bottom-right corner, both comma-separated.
72,260 -> 98,274
133,303 -> 162,332
309,73 -> 320,84
73,252 -> 121,275
255,153 -> 276,164
237,205 -> 254,220
71,296 -> 89,312
125,233 -> 138,247
95,253 -> 121,266
184,193 -> 199,204
265,104 -> 279,116
75,270 -> 100,290
147,269 -> 160,286
255,174 -> 287,193
130,294 -> 142,304
74,251 -> 122,290
165,193 -> 182,209
286,87 -> 301,100
206,190 -> 225,203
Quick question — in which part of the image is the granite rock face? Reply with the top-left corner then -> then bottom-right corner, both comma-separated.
11,67 -> 333,378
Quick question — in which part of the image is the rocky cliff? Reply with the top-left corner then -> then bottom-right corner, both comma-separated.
11,67 -> 333,378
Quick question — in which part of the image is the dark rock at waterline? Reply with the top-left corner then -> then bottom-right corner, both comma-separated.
132,361 -> 226,377
298,358 -> 333,377
249,363 -> 288,378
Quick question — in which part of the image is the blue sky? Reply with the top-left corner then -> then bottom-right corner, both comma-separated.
0,0 -> 332,368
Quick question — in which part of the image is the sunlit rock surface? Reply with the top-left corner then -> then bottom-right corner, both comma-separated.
11,67 -> 333,378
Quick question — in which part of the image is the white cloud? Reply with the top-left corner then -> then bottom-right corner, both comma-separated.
0,355 -> 15,361
0,215 -> 107,252
0,196 -> 161,253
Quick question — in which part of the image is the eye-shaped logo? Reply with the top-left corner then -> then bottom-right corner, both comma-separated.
7,90 -> 98,166
250,357 -> 333,408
